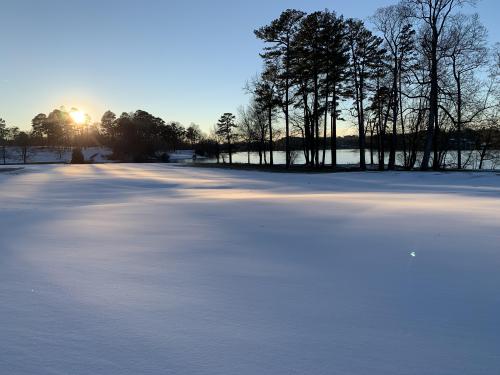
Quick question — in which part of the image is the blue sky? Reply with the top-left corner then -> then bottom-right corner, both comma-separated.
0,0 -> 498,132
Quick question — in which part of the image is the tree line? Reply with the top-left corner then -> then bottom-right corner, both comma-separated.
0,108 -> 204,163
0,106 -> 369,165
224,0 -> 500,170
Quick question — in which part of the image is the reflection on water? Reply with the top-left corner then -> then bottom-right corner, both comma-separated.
189,149 -> 500,170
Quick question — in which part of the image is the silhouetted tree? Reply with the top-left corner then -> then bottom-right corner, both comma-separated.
372,4 -> 415,169
186,123 -> 202,146
237,105 -> 257,164
15,131 -> 32,164
292,11 -> 329,167
31,113 -> 47,141
216,113 -> 237,164
346,19 -> 386,170
113,110 -> 166,162
100,110 -> 117,140
405,0 -> 477,170
255,9 -> 305,168
254,67 -> 280,166
321,11 -> 350,166
0,118 -> 7,164
441,13 -> 488,168
162,122 -> 185,151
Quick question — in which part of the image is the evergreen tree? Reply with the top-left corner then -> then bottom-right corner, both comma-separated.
216,113 -> 237,164
346,19 -> 386,170
320,11 -> 350,167
100,111 -> 117,140
255,9 -> 305,168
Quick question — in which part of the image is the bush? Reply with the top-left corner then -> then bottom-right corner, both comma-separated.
161,153 -> 170,163
71,147 -> 85,164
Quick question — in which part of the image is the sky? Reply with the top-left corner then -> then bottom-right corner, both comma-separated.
1,0 -> 498,133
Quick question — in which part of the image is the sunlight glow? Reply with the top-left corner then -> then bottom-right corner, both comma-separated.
70,110 -> 86,125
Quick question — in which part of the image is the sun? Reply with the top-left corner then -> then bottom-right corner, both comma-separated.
70,110 -> 86,125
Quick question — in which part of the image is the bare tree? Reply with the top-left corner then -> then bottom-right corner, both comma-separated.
405,0 -> 477,170
372,4 -> 415,170
441,13 -> 488,168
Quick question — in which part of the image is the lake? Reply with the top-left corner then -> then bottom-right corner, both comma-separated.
192,149 -> 500,170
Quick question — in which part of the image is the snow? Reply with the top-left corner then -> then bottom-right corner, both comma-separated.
0,146 -> 113,164
0,164 -> 499,375
81,147 -> 113,163
168,149 -> 196,161
0,147 -> 200,164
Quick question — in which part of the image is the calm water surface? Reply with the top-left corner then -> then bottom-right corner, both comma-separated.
192,149 -> 500,170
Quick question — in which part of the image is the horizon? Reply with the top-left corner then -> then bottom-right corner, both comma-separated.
1,0 -> 498,134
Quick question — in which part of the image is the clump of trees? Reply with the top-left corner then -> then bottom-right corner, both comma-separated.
100,110 -> 208,162
71,148 -> 85,164
1,117 -> 34,164
31,108 -> 96,147
0,107 -> 211,164
244,1 -> 500,170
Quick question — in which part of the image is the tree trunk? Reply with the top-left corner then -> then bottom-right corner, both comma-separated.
388,59 -> 398,170
479,144 -> 487,169
227,134 -> 232,164
304,106 -> 311,166
331,86 -> 337,167
358,78 -> 366,170
421,30 -> 438,171
313,72 -> 320,168
399,71 -> 407,168
369,123 -> 374,165
322,75 -> 330,166
322,108 -> 328,166
285,42 -> 291,169
268,107 -> 273,166
376,77 -> 384,171
457,71 -> 462,169
433,116 -> 440,170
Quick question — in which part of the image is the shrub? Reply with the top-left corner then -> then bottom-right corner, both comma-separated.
71,147 -> 85,164
161,153 -> 170,163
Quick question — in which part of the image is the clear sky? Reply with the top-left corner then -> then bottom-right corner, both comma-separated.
1,0 -> 498,132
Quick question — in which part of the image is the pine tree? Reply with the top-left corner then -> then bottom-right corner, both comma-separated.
255,9 -> 305,168
346,19 -> 386,170
101,111 -> 117,140
321,11 -> 350,167
216,113 -> 237,164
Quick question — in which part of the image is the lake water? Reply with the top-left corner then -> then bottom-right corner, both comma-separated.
193,149 -> 500,170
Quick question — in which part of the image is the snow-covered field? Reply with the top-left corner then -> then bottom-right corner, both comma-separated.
1,164 -> 499,375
